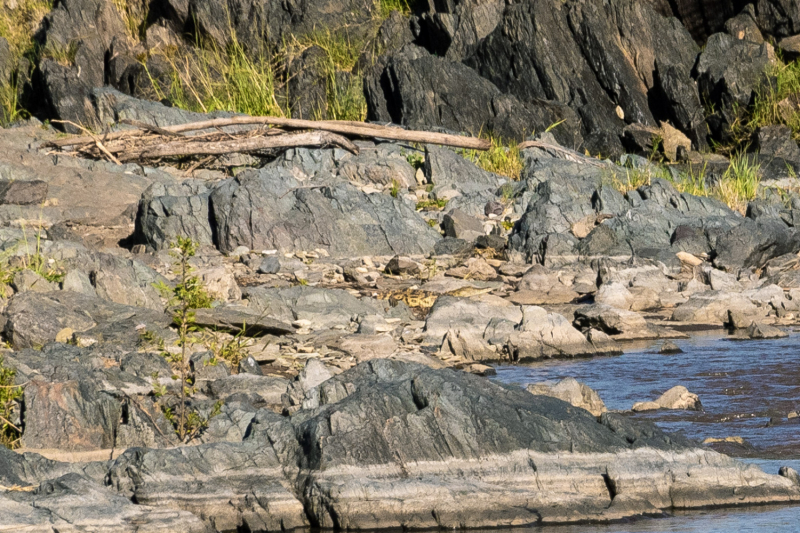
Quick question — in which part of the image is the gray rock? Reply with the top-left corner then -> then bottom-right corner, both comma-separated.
3,291 -> 170,349
425,145 -> 507,217
192,307 -> 294,336
11,269 -> 58,294
633,385 -> 701,411
61,269 -> 96,296
423,295 -> 523,345
257,255 -> 305,275
0,473 -> 207,532
659,340 -> 683,354
442,208 -> 485,241
244,285 -> 410,330
134,181 -> 213,250
364,44 -> 580,145
746,322 -> 788,339
671,291 -> 764,325
527,377 -> 607,417
714,218 -> 800,272
21,380 -> 119,451
210,168 -> 440,258
0,179 -> 48,205
295,360 -> 797,528
107,415 -> 308,532
238,356 -> 263,375
695,32 -> 773,138
207,374 -> 290,406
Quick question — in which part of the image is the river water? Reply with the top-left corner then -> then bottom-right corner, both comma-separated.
491,332 -> 800,532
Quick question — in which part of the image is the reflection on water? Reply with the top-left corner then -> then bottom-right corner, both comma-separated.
489,333 -> 800,531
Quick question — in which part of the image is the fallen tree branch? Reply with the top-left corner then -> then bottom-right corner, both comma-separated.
52,116 -> 491,151
117,130 -> 359,161
51,120 -> 123,165
161,116 -> 492,150
119,118 -> 186,137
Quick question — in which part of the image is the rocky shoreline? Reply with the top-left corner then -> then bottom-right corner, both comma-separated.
1,0 -> 800,530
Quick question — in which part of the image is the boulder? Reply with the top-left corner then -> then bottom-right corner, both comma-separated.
633,385 -> 702,411
3,291 -> 169,349
210,168 -> 440,258
714,219 -> 800,271
423,295 -> 523,345
510,306 -> 604,360
527,377 -> 607,417
671,291 -> 765,325
134,181 -> 214,250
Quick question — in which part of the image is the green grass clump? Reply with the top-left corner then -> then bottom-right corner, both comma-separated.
459,134 -> 523,180
148,35 -> 287,117
715,152 -> 761,214
292,30 -> 368,121
416,198 -> 448,211
0,0 -> 53,124
0,356 -> 23,449
748,59 -> 800,138
374,0 -> 416,19
671,162 -> 710,198
150,28 -> 370,121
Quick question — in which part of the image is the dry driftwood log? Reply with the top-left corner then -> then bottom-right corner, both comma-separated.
117,131 -> 359,161
50,116 -> 491,151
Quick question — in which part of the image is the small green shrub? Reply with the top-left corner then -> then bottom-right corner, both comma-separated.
0,356 -> 23,449
153,237 -> 216,442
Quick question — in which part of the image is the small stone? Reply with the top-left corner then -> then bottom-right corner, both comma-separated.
484,200 -> 504,217
229,246 -> 250,258
55,327 -> 74,344
658,340 -> 683,354
238,356 -> 263,375
385,255 -> 422,276
468,364 -> 496,376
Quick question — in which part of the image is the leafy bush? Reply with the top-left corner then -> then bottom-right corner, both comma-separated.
153,237 -> 216,442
